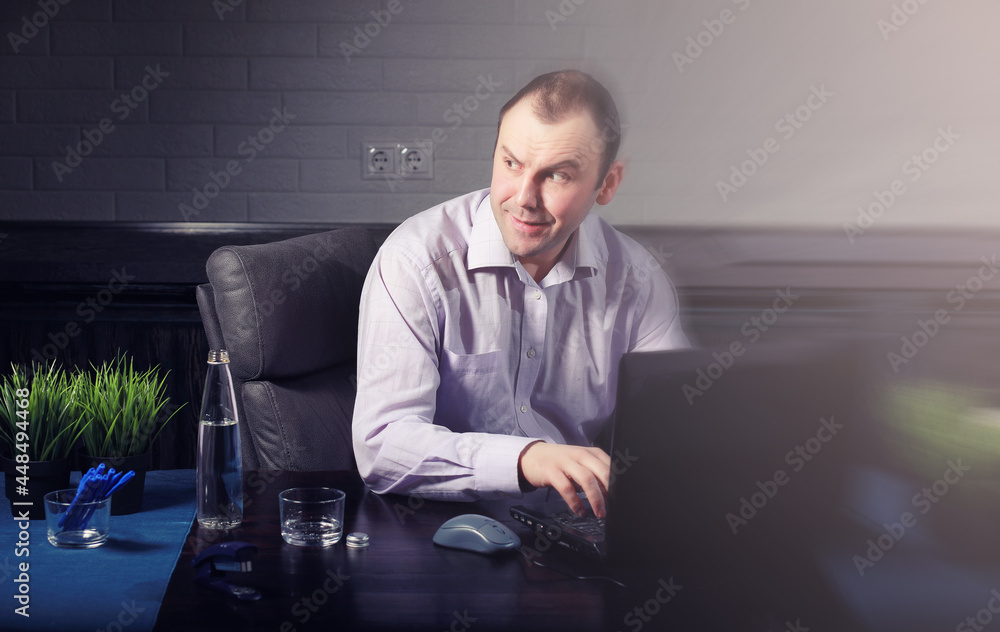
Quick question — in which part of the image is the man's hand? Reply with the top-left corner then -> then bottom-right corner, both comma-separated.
518,442 -> 611,517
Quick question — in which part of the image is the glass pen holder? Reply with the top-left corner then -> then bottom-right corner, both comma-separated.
44,489 -> 111,549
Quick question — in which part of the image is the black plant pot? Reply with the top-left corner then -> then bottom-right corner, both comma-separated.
79,452 -> 150,515
1,455 -> 72,520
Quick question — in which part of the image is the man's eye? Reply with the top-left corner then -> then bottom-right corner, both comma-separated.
504,159 -> 516,169
550,172 -> 568,182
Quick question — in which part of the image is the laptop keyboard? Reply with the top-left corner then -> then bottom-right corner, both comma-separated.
553,511 -> 606,536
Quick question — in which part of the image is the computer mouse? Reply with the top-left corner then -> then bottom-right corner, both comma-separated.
432,514 -> 522,555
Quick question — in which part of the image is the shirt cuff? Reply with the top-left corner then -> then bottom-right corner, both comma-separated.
474,435 -> 540,499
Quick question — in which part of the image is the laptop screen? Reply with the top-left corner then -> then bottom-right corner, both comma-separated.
604,340 -> 883,625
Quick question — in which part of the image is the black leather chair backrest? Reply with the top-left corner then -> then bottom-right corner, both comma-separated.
196,227 -> 377,471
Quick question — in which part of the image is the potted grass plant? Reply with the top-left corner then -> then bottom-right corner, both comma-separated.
76,353 -> 183,514
0,361 -> 89,519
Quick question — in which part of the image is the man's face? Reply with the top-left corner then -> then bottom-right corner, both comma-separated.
490,97 -> 621,278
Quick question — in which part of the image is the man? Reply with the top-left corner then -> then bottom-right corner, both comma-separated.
352,70 -> 688,518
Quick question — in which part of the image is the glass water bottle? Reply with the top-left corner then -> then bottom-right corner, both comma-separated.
196,349 -> 243,529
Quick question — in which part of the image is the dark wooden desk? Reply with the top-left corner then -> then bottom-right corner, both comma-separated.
154,471 -> 640,632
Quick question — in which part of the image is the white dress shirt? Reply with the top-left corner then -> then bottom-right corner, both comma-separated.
352,189 -> 688,500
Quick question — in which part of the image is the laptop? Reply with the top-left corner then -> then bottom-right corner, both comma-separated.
508,339 -> 1000,630
511,340 -> 876,570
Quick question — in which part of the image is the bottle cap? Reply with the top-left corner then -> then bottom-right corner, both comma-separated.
208,350 -> 229,363
346,532 -> 370,548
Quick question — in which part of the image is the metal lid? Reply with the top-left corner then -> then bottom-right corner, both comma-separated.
207,350 -> 229,363
346,532 -> 370,548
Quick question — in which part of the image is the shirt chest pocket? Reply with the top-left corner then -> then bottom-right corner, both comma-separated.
435,348 -> 512,434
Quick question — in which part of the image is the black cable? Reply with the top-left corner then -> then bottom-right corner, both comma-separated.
520,552 -> 628,588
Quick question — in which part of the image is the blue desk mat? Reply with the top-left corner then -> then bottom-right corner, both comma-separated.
0,469 -> 195,632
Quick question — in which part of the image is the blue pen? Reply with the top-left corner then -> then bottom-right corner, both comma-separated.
60,466 -> 139,531
75,469 -> 109,528
105,471 -> 135,498
96,469 -> 116,499
79,469 -> 134,529
61,477 -> 98,529
74,474 -> 108,531
60,476 -> 93,528
75,468 -> 95,496
106,470 -> 123,494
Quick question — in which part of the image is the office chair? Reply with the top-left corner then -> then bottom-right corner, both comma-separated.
196,227 -> 378,471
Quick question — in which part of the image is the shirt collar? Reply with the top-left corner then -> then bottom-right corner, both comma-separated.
547,214 -> 600,284
468,193 -> 516,271
467,192 -> 601,283
571,214 -> 601,276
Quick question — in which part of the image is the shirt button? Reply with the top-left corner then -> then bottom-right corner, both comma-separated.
520,404 -> 528,413
526,348 -> 535,359
533,290 -> 541,300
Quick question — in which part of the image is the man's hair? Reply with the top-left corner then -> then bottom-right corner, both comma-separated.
495,70 -> 622,187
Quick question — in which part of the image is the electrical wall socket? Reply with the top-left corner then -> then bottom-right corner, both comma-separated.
362,141 -> 434,180
361,142 -> 397,179
398,142 -> 433,179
